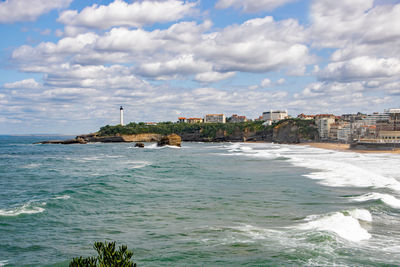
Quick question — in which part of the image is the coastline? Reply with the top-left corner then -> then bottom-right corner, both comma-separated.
297,142 -> 400,154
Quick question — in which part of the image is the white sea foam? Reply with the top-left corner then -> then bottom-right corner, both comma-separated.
0,260 -> 8,266
289,155 -> 400,191
81,156 -> 102,161
297,209 -> 372,242
145,143 -> 180,149
53,195 -> 71,200
0,201 -> 46,217
20,163 -> 41,169
225,143 -> 400,192
351,193 -> 400,209
125,160 -> 151,169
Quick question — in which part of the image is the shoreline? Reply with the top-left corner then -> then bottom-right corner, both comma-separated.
296,142 -> 400,154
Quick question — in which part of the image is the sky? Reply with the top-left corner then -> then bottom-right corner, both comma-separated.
0,0 -> 400,134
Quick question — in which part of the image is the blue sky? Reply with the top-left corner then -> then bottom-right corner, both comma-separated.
0,0 -> 399,134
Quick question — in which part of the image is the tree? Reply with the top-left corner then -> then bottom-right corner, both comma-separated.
70,241 -> 136,267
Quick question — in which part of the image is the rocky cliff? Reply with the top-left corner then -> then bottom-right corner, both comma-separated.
272,119 -> 318,143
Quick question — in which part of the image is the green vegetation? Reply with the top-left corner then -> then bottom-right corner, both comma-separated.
70,241 -> 136,267
97,118 -> 317,141
98,121 -> 266,138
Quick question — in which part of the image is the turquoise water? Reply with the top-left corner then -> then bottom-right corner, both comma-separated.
1,136 -> 400,266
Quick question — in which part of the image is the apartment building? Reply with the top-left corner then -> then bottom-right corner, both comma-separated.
262,110 -> 288,123
229,114 -> 247,123
204,114 -> 226,123
315,114 -> 336,140
187,118 -> 203,123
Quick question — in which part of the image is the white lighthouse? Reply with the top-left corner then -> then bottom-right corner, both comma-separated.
120,106 -> 124,126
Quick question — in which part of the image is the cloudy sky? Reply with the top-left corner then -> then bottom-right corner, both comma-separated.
0,0 -> 399,134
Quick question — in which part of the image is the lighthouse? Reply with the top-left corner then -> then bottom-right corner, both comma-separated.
120,106 -> 124,126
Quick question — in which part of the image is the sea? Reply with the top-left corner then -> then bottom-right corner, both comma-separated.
1,135 -> 400,266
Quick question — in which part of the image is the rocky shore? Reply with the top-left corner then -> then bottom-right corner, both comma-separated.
36,133 -> 182,147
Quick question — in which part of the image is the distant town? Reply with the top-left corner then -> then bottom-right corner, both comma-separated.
174,109 -> 400,144
117,107 -> 400,145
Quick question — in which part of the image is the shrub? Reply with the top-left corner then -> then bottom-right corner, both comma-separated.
70,241 -> 136,267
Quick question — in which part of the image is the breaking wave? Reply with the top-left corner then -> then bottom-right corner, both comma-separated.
53,195 -> 71,200
0,201 -> 46,217
351,193 -> 400,209
296,209 -> 372,242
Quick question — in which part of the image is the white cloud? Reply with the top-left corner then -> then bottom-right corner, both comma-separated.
215,0 -> 295,12
261,78 -> 272,87
3,79 -> 40,89
58,0 -> 197,31
194,71 -> 236,83
196,16 -> 313,73
277,78 -> 285,85
12,16 -> 313,80
310,0 -> 400,51
137,54 -> 212,79
291,81 -> 394,114
0,0 -> 72,23
318,56 -> 400,82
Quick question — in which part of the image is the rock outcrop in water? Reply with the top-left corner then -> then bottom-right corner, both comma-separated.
36,138 -> 87,144
157,134 -> 181,147
135,142 -> 145,148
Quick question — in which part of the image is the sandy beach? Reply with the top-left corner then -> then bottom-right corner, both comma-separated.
298,142 -> 400,154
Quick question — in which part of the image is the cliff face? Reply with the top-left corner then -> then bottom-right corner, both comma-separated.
273,121 -> 300,143
76,133 -> 162,143
272,120 -> 318,143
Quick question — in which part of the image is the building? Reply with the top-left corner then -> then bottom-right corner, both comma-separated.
388,109 -> 400,131
178,117 -> 187,123
328,123 -> 340,140
120,106 -> 124,126
360,125 -> 376,139
187,118 -> 203,124
262,110 -> 288,122
297,113 -> 315,120
229,114 -> 247,123
337,125 -> 351,142
361,112 -> 390,126
385,108 -> 400,114
204,114 -> 226,123
376,109 -> 400,132
378,131 -> 400,142
341,112 -> 366,123
315,114 -> 336,140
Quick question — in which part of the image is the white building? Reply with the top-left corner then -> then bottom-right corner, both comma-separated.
362,112 -> 390,125
338,126 -> 351,142
204,114 -> 226,123
262,110 -> 288,122
315,115 -> 336,139
120,106 -> 124,126
385,108 -> 400,114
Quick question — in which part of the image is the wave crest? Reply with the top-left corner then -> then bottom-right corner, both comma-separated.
0,201 -> 46,217
296,209 -> 372,242
351,193 -> 400,209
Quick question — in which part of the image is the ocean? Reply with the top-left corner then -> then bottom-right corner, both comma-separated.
1,135 -> 400,266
